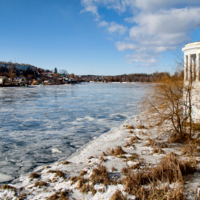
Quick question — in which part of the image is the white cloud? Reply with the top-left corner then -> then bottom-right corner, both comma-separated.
80,0 -> 200,66
99,21 -> 127,34
126,54 -> 158,66
107,22 -> 127,34
99,20 -> 108,27
115,41 -> 137,51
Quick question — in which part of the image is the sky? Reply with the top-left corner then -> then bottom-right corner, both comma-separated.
0,0 -> 200,75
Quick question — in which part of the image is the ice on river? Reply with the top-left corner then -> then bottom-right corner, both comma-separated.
0,83 -> 149,181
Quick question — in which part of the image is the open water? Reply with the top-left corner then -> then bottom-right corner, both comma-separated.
0,83 -> 149,180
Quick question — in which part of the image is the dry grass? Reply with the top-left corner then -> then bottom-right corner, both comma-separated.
110,189 -> 127,200
135,185 -> 186,200
121,167 -> 129,175
150,147 -> 165,155
122,153 -> 196,196
181,143 -> 200,156
137,124 -> 145,129
62,160 -> 70,165
29,172 -> 40,179
90,165 -> 111,186
47,170 -> 66,179
126,125 -> 135,129
46,191 -> 69,200
106,146 -> 126,156
125,153 -> 139,161
18,193 -> 27,200
1,184 -> 16,191
70,176 -> 79,185
76,177 -> 87,189
112,167 -> 117,172
144,138 -> 157,147
129,130 -> 133,134
80,170 -> 87,176
34,181 -> 48,188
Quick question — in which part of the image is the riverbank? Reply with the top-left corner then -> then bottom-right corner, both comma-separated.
0,112 -> 200,200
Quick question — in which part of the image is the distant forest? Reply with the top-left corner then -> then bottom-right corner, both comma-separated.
78,71 -> 184,83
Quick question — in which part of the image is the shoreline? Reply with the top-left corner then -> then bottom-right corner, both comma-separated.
1,111 -> 199,199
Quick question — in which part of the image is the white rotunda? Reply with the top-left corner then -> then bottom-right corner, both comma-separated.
182,42 -> 200,122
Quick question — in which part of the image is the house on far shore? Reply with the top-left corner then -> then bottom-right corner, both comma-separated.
0,76 -> 7,85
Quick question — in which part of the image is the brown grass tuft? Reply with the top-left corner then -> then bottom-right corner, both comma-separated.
112,167 -> 117,172
29,172 -> 40,179
70,176 -> 79,185
46,191 -> 69,200
80,170 -> 87,176
1,184 -> 16,191
181,143 -> 200,156
62,160 -> 70,165
122,153 -> 196,195
110,189 -> 127,200
47,170 -> 66,179
106,146 -> 126,156
91,165 -> 111,186
126,125 -> 135,129
150,147 -> 165,155
121,167 -> 129,175
76,177 -> 87,189
34,181 -> 48,188
137,124 -> 145,129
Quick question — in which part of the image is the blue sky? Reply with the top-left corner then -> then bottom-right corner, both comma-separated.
0,0 -> 199,75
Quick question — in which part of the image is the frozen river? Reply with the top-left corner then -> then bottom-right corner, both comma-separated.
0,82 -> 149,181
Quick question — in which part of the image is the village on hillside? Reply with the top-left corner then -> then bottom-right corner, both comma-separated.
0,61 -> 180,87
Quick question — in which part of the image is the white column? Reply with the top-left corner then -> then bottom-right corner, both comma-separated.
196,53 -> 200,81
192,55 -> 195,81
188,54 -> 191,81
184,55 -> 187,81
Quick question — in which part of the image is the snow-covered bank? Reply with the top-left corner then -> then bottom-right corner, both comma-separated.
0,113 -> 200,200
